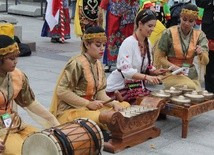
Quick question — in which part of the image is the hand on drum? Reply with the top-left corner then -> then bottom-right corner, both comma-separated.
0,139 -> 5,153
87,100 -> 104,110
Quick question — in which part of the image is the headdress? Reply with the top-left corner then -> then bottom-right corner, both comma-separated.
180,8 -> 198,20
82,32 -> 107,42
0,35 -> 20,59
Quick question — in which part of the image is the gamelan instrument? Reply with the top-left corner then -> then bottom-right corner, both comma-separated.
22,118 -> 104,155
150,85 -> 214,138
99,96 -> 166,153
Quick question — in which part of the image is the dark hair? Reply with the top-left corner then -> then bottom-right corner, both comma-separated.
85,25 -> 105,34
0,35 -> 15,48
182,3 -> 198,12
135,9 -> 157,28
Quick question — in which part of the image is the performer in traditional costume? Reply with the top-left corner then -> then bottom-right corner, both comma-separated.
154,3 -> 209,90
0,35 -> 59,154
98,0 -> 139,72
41,0 -> 71,43
50,26 -> 129,132
106,9 -> 167,104
74,0 -> 101,37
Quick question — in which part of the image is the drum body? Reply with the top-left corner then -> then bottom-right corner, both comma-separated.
22,118 -> 104,155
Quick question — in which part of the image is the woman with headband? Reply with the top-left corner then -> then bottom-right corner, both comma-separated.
154,3 -> 209,91
0,35 -> 59,154
50,26 -> 129,135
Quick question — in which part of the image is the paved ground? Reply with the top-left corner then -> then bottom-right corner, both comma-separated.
1,12 -> 214,155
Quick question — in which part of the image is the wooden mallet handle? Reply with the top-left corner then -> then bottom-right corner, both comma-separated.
3,114 -> 16,144
103,90 -> 124,105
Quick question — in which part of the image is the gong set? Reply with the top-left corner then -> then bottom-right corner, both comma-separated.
151,85 -> 214,105
119,105 -> 158,118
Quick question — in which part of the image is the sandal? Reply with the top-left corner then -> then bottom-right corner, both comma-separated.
104,65 -> 111,73
51,38 -> 58,43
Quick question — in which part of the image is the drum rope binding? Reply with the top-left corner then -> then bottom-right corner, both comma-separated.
54,128 -> 74,155
79,120 -> 101,155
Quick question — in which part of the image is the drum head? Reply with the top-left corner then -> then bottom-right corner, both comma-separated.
22,132 -> 62,155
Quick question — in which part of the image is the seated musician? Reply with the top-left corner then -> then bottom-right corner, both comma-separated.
106,9 -> 167,104
50,26 -> 130,136
154,3 -> 209,91
0,35 -> 60,154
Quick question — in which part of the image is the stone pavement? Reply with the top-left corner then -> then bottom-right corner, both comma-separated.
2,13 -> 214,155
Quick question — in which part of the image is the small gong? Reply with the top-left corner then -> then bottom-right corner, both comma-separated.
171,95 -> 191,105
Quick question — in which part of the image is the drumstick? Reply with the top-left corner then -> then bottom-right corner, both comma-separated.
103,98 -> 115,105
103,90 -> 123,105
3,114 -> 16,145
161,68 -> 184,80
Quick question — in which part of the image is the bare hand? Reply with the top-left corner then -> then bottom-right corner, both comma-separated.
86,100 -> 104,110
195,45 -> 202,55
111,102 -> 123,111
152,68 -> 168,75
145,75 -> 161,84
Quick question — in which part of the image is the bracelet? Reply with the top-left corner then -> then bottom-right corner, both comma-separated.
143,75 -> 147,80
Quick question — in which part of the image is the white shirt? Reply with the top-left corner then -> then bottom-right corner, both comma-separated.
106,35 -> 153,92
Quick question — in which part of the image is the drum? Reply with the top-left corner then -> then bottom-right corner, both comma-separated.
22,118 -> 104,155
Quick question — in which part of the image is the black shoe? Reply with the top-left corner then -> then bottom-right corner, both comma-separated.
104,65 -> 111,73
101,130 -> 111,142
51,38 -> 58,43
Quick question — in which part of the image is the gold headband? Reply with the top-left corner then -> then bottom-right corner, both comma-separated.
0,43 -> 20,59
180,9 -> 198,20
82,32 -> 107,41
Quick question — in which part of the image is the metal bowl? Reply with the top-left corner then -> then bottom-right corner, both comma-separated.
184,91 -> 205,103
151,90 -> 171,99
164,87 -> 182,96
171,95 -> 191,105
174,85 -> 195,94
198,90 -> 214,100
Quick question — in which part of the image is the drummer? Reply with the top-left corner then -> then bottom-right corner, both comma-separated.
50,26 -> 130,135
154,3 -> 209,91
0,35 -> 60,154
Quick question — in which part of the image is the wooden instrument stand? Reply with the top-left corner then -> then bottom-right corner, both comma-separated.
99,97 -> 166,153
161,99 -> 214,138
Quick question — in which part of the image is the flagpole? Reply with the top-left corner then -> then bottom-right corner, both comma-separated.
59,0 -> 65,43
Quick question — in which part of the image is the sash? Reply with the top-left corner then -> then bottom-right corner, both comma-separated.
78,55 -> 104,100
0,68 -> 23,114
168,26 -> 201,67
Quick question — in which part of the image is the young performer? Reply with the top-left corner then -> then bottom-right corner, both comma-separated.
50,26 -> 129,131
0,35 -> 60,154
106,9 -> 167,104
154,3 -> 209,90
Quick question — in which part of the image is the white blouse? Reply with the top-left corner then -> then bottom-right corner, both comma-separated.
106,35 -> 153,92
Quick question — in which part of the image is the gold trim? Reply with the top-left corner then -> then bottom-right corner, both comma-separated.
82,32 -> 107,41
181,9 -> 198,20
0,43 -> 20,58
